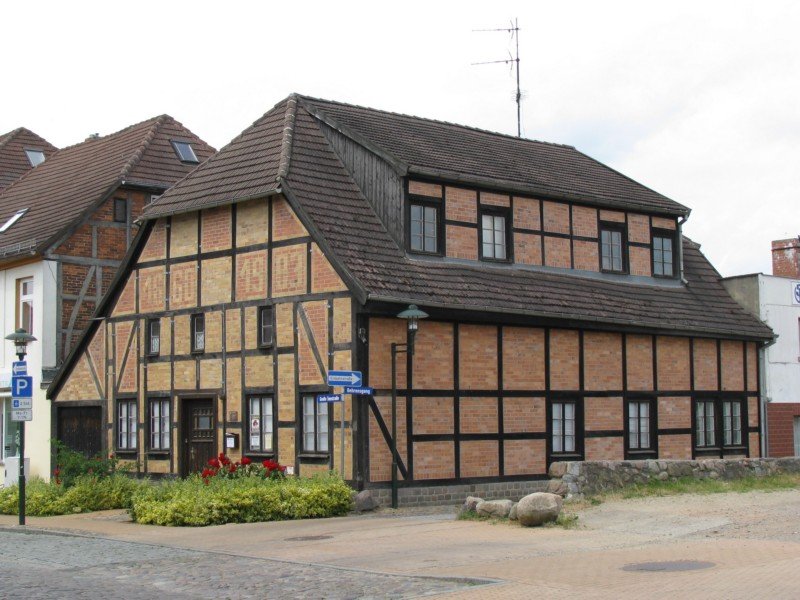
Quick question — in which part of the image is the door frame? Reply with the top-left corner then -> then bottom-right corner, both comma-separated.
179,394 -> 218,477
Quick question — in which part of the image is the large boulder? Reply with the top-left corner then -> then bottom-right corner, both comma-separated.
516,492 -> 562,527
354,490 -> 379,513
509,502 -> 519,521
462,496 -> 483,513
476,499 -> 514,518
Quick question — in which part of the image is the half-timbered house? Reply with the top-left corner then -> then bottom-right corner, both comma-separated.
0,116 -> 213,479
49,95 -> 773,502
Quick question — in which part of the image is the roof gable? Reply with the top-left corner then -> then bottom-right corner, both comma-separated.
0,128 -> 57,192
0,116 -> 213,260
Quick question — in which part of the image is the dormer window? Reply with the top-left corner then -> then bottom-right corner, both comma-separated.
652,230 -> 676,277
600,222 -> 627,273
480,208 -> 510,261
409,199 -> 441,254
171,140 -> 199,164
24,149 -> 45,167
0,209 -> 28,233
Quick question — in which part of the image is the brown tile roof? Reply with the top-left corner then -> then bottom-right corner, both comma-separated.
0,116 -> 214,260
300,96 -> 689,217
0,128 -> 57,192
141,94 -> 769,340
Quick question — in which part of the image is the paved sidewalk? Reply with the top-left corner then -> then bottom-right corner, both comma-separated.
3,489 -> 800,598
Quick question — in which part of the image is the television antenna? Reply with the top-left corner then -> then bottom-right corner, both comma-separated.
472,18 -> 522,137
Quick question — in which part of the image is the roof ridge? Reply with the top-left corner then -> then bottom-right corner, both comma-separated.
296,93 -> 576,150
0,128 -> 24,152
54,114 -> 166,153
119,115 -> 169,182
277,94 -> 298,181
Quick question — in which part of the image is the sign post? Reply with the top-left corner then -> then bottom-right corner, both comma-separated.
11,370 -> 31,526
326,371 -> 364,478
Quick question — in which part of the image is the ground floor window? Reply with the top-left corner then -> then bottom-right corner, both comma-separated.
117,399 -> 138,450
551,401 -> 578,454
149,398 -> 170,451
248,396 -> 274,453
302,395 -> 329,453
696,398 -> 745,449
627,399 -> 655,452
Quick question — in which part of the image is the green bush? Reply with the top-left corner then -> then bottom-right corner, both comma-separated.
0,475 -> 145,516
52,440 -> 129,488
130,473 -> 353,526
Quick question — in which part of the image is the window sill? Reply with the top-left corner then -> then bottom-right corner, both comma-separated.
297,452 -> 329,460
191,349 -> 205,355
147,451 -> 170,457
114,450 -> 138,456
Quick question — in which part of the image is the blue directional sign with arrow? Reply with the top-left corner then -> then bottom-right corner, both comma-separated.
327,370 -> 362,387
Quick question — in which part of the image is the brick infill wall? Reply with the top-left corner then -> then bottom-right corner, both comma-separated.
550,458 -> 800,497
767,403 -> 800,457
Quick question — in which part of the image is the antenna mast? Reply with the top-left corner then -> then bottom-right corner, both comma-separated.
472,18 -> 522,137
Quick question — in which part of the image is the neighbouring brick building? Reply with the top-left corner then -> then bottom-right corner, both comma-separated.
49,95 -> 773,499
723,237 -> 800,457
0,128 -> 57,192
0,117 -> 213,480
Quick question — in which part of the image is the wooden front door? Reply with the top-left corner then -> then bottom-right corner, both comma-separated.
57,406 -> 102,458
181,399 -> 215,476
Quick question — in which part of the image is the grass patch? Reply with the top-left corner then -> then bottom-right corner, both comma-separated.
544,513 -> 580,529
456,510 -> 507,525
594,473 -> 800,502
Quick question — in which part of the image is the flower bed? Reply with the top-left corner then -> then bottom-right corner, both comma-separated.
129,454 -> 352,526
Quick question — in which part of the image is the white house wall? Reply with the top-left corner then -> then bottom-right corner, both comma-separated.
0,259 -> 57,479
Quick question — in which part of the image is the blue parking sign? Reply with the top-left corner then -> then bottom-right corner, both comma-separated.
11,376 -> 33,398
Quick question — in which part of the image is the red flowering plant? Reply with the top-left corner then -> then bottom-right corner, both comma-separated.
199,453 -> 287,484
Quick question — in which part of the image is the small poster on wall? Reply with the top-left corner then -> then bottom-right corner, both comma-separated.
250,418 -> 260,433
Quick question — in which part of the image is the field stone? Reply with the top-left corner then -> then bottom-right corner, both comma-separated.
546,479 -> 568,497
462,496 -> 483,513
476,499 -> 513,518
354,490 -> 378,513
516,492 -> 562,527
509,503 -> 518,521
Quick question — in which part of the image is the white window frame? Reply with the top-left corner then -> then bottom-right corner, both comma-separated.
248,396 -> 274,453
481,211 -> 508,260
302,395 -> 329,453
149,398 -> 170,451
552,401 -> 576,453
628,400 -> 652,450
117,399 -> 138,450
18,277 -> 34,334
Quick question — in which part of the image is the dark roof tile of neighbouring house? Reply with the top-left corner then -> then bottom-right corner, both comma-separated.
0,116 -> 214,261
0,127 -> 58,192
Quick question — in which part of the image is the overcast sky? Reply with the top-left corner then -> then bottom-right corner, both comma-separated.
2,1 -> 797,277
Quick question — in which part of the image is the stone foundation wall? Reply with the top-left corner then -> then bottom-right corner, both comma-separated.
549,458 -> 800,497
367,480 -> 549,507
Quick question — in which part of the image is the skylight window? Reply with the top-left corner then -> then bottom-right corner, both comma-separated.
24,149 -> 46,167
0,209 -> 28,233
171,140 -> 199,163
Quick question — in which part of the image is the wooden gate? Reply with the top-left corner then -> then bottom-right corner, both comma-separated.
57,406 -> 102,458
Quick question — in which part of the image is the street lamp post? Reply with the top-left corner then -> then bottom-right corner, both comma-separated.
390,305 -> 428,509
5,328 -> 36,526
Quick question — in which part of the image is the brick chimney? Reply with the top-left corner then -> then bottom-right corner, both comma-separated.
772,237 -> 800,278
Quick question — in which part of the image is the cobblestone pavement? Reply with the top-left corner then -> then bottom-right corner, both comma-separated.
0,529 -> 488,599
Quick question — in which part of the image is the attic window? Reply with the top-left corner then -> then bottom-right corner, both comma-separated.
0,209 -> 28,233
171,141 -> 199,163
24,149 -> 46,167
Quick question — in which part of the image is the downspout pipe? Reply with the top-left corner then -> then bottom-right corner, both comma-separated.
759,335 -> 778,458
678,213 -> 689,285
